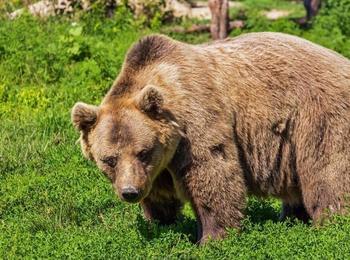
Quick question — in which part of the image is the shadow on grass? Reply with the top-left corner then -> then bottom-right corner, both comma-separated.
136,214 -> 198,243
245,197 -> 281,224
135,197 -> 290,243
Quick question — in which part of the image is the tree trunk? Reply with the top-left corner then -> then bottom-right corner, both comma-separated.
305,0 -> 321,20
208,0 -> 229,40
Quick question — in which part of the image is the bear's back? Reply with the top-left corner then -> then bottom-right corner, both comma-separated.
192,32 -> 350,116
199,32 -> 350,92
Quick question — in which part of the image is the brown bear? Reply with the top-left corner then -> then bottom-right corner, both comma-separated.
71,32 -> 350,244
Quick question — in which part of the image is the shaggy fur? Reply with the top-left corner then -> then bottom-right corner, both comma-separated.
72,32 -> 350,244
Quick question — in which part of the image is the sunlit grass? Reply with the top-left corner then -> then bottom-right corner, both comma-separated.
1,0 -> 350,258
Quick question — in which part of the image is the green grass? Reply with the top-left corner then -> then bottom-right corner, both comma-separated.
1,1 -> 350,258
234,0 -> 305,17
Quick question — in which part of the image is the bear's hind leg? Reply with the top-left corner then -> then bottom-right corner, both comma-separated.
141,169 -> 183,225
301,179 -> 343,224
294,115 -> 350,223
298,154 -> 350,223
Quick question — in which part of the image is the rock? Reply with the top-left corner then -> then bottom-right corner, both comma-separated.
165,0 -> 192,18
9,0 -> 55,19
9,0 -> 92,19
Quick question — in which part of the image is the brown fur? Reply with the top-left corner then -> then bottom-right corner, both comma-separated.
71,32 -> 350,244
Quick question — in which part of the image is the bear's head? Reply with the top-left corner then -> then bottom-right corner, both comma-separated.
71,83 -> 183,203
71,35 -> 187,203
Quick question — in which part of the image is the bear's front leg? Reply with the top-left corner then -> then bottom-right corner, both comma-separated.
141,169 -> 183,225
182,148 -> 246,244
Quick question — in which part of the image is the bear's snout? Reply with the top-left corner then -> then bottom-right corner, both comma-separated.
121,186 -> 140,203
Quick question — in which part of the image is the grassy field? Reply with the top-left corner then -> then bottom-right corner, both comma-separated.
1,1 -> 350,258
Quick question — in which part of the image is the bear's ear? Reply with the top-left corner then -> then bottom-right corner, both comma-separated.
136,85 -> 164,116
71,102 -> 98,132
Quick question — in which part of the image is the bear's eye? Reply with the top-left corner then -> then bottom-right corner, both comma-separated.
101,156 -> 118,168
137,149 -> 152,163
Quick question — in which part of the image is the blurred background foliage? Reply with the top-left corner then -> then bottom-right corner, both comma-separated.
1,0 -> 350,258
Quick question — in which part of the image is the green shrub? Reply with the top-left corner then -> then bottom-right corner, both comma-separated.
321,0 -> 350,36
229,0 -> 350,58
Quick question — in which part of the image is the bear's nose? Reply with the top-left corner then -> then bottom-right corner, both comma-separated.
121,186 -> 139,202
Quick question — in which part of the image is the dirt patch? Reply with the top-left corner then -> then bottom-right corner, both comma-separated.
189,1 -> 244,20
263,9 -> 291,20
